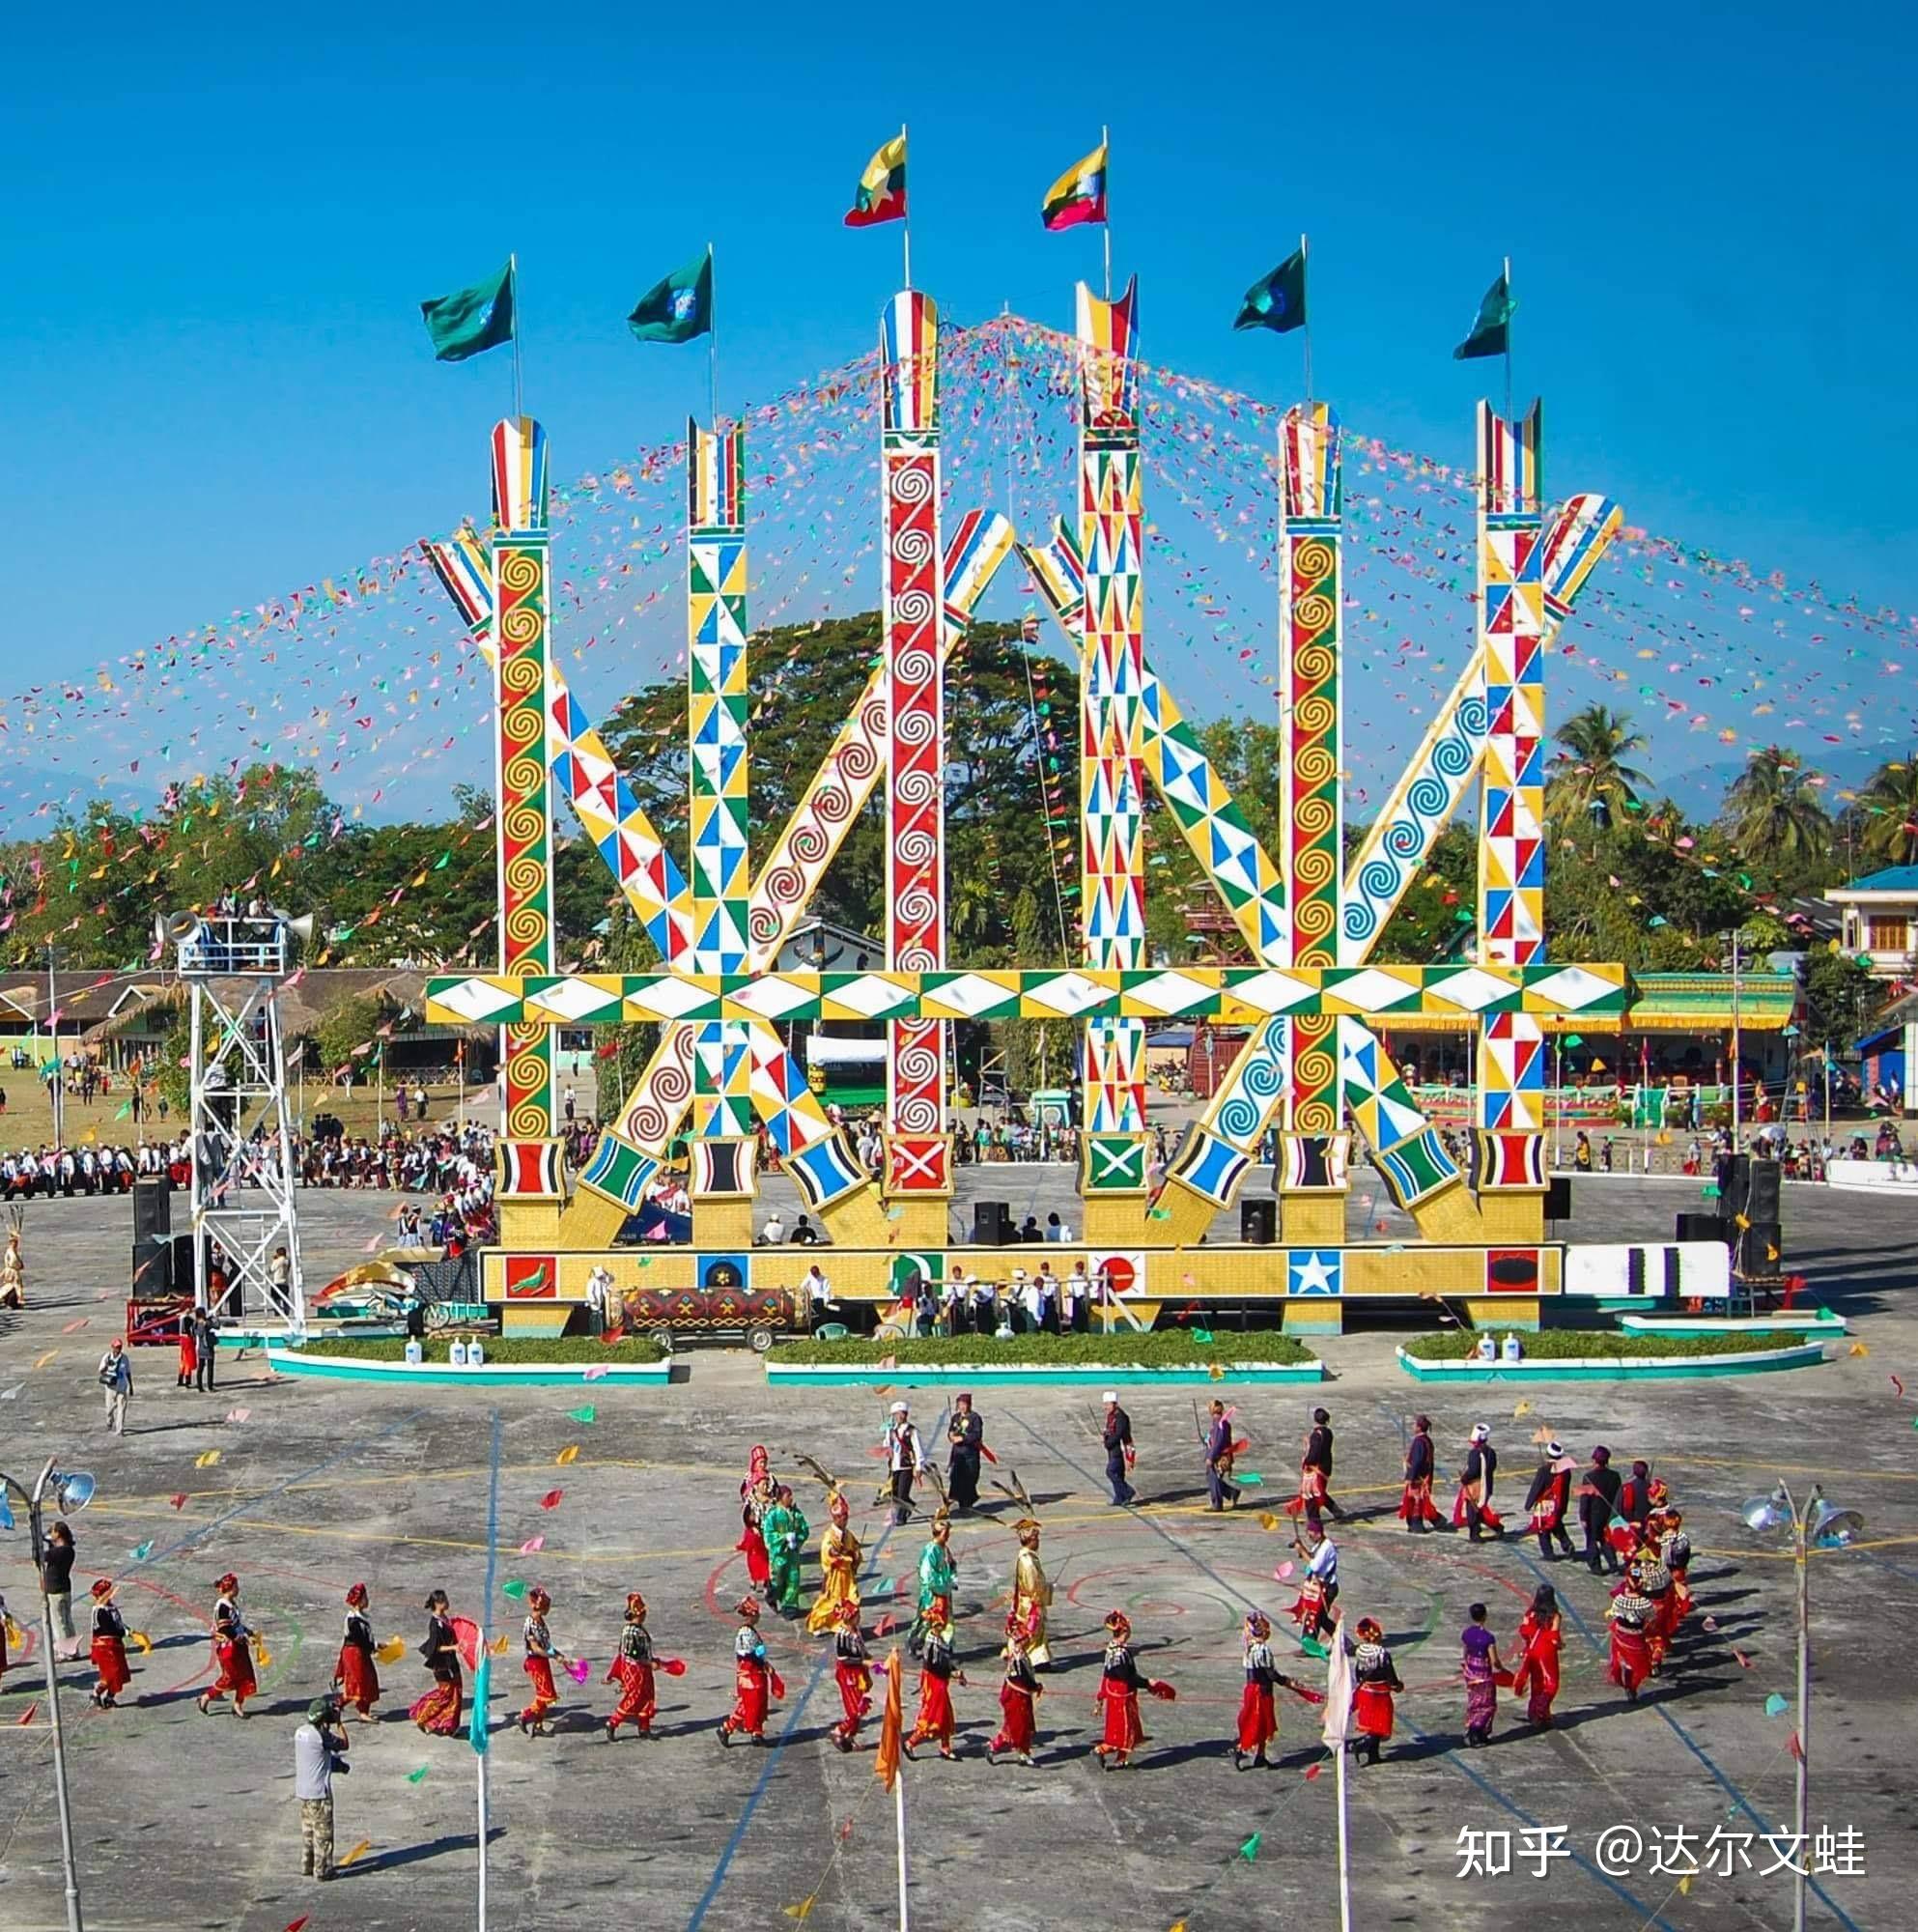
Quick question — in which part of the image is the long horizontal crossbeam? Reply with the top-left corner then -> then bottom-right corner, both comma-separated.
428,961 -> 1627,1030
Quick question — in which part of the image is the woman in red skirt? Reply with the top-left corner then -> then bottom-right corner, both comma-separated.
718,1597 -> 781,1745
904,1594 -> 965,1759
737,1449 -> 774,1592
175,1315 -> 198,1390
1511,1583 -> 1564,1727
1093,1610 -> 1173,1770
519,1586 -> 561,1737
1236,1609 -> 1309,1770
1397,1416 -> 1443,1530
334,1582 -> 381,1721
988,1621 -> 1042,1766
1350,1617 -> 1402,1767
88,1579 -> 132,1709
606,1591 -> 661,1740
829,1598 -> 872,1752
1606,1565 -> 1654,1702
410,1588 -> 465,1735
197,1574 -> 256,1717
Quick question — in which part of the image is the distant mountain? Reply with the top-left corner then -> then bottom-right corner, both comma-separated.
1655,744 -> 1893,822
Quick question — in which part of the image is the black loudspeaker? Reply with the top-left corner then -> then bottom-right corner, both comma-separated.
132,1175 -> 172,1246
169,1233 -> 201,1298
131,1238 -> 170,1294
1544,1176 -> 1571,1221
1714,1152 -> 1750,1219
1740,1220 -> 1784,1271
1744,1158 -> 1782,1223
973,1201 -> 1010,1246
1240,1198 -> 1277,1245
1676,1211 -> 1728,1244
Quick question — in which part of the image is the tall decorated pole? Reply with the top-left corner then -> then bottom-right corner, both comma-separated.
490,417 -> 567,1223
880,293 -> 953,1243
1276,402 -> 1347,1244
1075,278 -> 1150,1239
687,419 -> 756,1248
1474,400 -> 1549,1236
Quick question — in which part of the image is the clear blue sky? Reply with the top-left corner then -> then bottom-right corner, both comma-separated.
3,2 -> 1912,709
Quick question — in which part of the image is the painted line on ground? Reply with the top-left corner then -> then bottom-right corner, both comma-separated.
683,1402 -> 948,1932
1001,1409 -> 1679,1932
1508,1542 -> 1862,1932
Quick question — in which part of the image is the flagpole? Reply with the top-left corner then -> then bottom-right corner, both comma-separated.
510,253 -> 523,422
1336,1737 -> 1352,1932
1503,252 -> 1512,424
707,242 -> 719,430
894,1757 -> 912,1931
1101,125 -> 1112,301
1301,232 -> 1313,405
900,123 -> 912,292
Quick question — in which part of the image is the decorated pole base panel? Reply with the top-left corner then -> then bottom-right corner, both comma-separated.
472,1238 -> 1729,1312
766,1360 -> 1326,1389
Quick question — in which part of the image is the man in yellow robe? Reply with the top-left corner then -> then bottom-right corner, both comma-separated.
1010,1519 -> 1053,1667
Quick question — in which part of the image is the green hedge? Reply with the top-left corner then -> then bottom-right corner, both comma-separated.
1406,1328 -> 1811,1362
293,1335 -> 668,1365
767,1331 -> 1313,1368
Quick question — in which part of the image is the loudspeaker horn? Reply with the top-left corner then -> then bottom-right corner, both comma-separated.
285,912 -> 318,948
163,910 -> 201,941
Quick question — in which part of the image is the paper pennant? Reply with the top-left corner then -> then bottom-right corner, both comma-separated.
1511,1399 -> 1534,1416
226,1406 -> 252,1423
1258,1512 -> 1281,1531
1239,1832 -> 1262,1861
376,1637 -> 407,1664
129,1541 -> 154,1561
195,1450 -> 221,1468
582,1365 -> 609,1381
520,1535 -> 546,1554
502,1579 -> 528,1600
555,1445 -> 580,1465
1847,1342 -> 1868,1357
168,1492 -> 187,1509
1276,1560 -> 1295,1579
565,1658 -> 592,1684
540,1489 -> 564,1509
340,1839 -> 373,1868
1678,1876 -> 1693,1896
406,1765 -> 430,1784
1304,1761 -> 1322,1779
1763,1691 -> 1789,1716
285,1918 -> 311,1932
17,1701 -> 38,1725
783,1900 -> 817,1921
567,1406 -> 597,1424
33,1351 -> 56,1369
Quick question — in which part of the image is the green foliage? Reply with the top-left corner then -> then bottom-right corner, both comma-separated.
302,1334 -> 668,1363
1802,948 -> 1880,1049
1717,747 -> 1836,894
1404,1328 -> 1810,1360
1545,705 -> 1650,831
154,1014 -> 191,1115
767,1330 -> 1314,1367
1852,756 -> 1918,867
311,992 -> 396,1080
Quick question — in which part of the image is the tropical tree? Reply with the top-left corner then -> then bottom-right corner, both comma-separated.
1854,758 -> 1918,868
1544,705 -> 1650,830
1719,747 -> 1834,883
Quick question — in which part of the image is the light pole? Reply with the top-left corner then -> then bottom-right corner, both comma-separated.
1741,1481 -> 1864,1932
1,1458 -> 97,1932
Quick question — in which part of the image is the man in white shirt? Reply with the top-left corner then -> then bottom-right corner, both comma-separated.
584,1264 -> 614,1335
884,1402 -> 924,1523
760,1210 -> 786,1245
1064,1263 -> 1090,1334
802,1263 -> 833,1318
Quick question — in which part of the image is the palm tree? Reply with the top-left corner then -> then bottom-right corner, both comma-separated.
1720,747 -> 1833,870
1545,705 -> 1650,830
1856,758 -> 1918,868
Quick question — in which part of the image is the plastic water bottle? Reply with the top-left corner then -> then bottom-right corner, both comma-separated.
1475,1332 -> 1497,1362
404,1338 -> 423,1367
465,1340 -> 485,1368
1502,1331 -> 1524,1363
449,1339 -> 467,1368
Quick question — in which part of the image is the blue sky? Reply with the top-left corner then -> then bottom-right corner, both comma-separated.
2,4 -> 1911,789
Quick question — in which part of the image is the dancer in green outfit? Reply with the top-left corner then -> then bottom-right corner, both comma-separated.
910,1512 -> 957,1658
763,1486 -> 810,1617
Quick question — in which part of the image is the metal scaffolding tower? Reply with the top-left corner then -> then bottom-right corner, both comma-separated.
169,915 -> 307,1335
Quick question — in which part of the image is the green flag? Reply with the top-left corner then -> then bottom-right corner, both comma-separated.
468,1653 -> 491,1756
628,249 -> 713,345
1234,247 -> 1307,333
1453,269 -> 1514,360
419,260 -> 516,363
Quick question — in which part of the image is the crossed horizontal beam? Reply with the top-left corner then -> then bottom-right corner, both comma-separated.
427,961 -> 1628,1030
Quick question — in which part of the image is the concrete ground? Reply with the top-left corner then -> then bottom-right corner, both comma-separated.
0,1180 -> 1909,1932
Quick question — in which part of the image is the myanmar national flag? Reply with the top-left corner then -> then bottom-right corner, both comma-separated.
1041,141 -> 1108,231
845,135 -> 908,227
